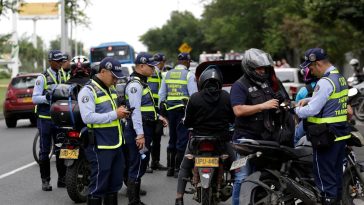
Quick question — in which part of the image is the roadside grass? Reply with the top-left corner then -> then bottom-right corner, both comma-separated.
0,78 -> 10,113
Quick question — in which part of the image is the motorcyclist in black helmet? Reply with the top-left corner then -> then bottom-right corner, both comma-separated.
175,65 -> 235,205
230,48 -> 293,205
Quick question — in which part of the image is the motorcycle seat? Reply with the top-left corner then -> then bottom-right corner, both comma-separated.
236,139 -> 280,147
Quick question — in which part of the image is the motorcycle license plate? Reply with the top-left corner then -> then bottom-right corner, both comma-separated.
60,149 -> 79,159
21,97 -> 32,103
230,156 -> 248,171
195,157 -> 219,167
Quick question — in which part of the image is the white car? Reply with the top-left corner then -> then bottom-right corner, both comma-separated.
274,68 -> 305,100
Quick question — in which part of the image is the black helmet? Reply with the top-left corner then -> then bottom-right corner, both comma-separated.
70,55 -> 91,77
241,48 -> 274,83
198,65 -> 223,91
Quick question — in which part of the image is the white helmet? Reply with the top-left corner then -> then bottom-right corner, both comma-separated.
350,58 -> 359,66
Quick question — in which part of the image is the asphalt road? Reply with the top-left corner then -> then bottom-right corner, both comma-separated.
1,119 -> 364,205
0,119 -> 231,205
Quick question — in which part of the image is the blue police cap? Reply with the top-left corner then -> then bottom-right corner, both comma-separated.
48,50 -> 64,61
135,52 -> 159,66
300,48 -> 327,69
100,57 -> 124,79
177,52 -> 191,61
154,53 -> 166,62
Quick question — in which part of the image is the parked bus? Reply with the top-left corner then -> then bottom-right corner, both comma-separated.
90,41 -> 136,76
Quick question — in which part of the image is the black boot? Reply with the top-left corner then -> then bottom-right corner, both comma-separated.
39,160 -> 52,191
174,152 -> 184,178
41,178 -> 52,191
167,150 -> 176,177
103,192 -> 118,205
127,179 -> 145,205
175,198 -> 184,205
151,161 -> 168,171
87,195 -> 102,205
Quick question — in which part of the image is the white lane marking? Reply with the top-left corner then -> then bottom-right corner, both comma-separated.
0,162 -> 37,180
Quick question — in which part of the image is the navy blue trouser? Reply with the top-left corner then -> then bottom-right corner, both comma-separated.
85,145 -> 125,197
37,118 -> 58,161
313,140 -> 346,199
124,119 -> 153,181
167,110 -> 189,153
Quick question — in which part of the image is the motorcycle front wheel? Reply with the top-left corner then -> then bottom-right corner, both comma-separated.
342,166 -> 364,205
66,158 -> 90,203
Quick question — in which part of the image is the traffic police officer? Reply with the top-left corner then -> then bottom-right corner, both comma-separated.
78,57 -> 129,205
158,52 -> 198,177
295,48 -> 351,205
124,52 -> 167,204
32,50 -> 67,191
146,53 -> 168,172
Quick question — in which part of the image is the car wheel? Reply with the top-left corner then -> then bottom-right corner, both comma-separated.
5,118 -> 17,128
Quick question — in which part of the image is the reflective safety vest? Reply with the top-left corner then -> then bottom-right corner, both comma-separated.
36,68 -> 65,119
60,68 -> 70,82
307,69 -> 351,141
86,80 -> 124,149
125,76 -> 157,121
165,65 -> 190,110
147,69 -> 162,106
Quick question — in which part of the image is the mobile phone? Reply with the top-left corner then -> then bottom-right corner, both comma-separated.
128,107 -> 135,113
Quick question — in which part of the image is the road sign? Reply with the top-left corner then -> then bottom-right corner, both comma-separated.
19,2 -> 59,20
178,43 -> 192,53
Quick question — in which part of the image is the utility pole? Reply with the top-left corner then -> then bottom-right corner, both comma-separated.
61,0 -> 69,53
11,0 -> 19,77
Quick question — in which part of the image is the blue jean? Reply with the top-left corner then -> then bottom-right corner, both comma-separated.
294,120 -> 305,145
232,153 -> 251,205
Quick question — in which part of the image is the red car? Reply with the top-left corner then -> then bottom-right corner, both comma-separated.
3,73 -> 40,128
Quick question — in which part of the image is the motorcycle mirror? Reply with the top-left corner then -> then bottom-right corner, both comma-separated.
348,88 -> 358,97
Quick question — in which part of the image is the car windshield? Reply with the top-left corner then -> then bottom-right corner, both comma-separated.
11,76 -> 37,89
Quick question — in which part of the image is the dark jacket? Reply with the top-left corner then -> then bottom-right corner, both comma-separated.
184,87 -> 234,136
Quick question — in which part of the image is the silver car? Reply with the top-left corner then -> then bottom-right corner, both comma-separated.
274,68 -> 305,100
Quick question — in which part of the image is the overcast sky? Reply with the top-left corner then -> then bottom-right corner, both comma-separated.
0,0 -> 205,53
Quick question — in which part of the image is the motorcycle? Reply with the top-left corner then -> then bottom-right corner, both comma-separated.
231,88 -> 364,205
184,135 -> 233,205
348,77 -> 364,121
50,84 -> 90,203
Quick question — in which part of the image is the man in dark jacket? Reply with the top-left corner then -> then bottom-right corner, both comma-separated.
175,65 -> 235,205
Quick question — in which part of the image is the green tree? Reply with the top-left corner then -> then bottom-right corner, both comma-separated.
18,35 -> 45,72
50,37 -> 87,57
140,11 -> 207,63
0,0 -> 22,17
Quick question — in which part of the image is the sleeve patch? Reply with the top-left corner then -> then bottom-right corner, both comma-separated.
82,96 -> 89,103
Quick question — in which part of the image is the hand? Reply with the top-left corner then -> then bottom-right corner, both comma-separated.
297,100 -> 308,107
159,115 -> 168,127
261,99 -> 279,110
135,134 -> 145,149
116,106 -> 130,119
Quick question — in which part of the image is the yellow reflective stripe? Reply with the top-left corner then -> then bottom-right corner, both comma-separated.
329,89 -> 348,99
141,106 -> 156,112
87,120 -> 119,128
322,77 -> 336,94
166,104 -> 185,110
167,96 -> 189,101
165,79 -> 188,85
330,70 -> 339,74
307,115 -> 347,124
152,93 -> 159,99
39,115 -> 51,119
95,96 -> 110,104
92,80 -> 117,109
148,78 -> 160,83
96,121 -> 123,149
47,69 -> 58,84
334,135 -> 351,141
